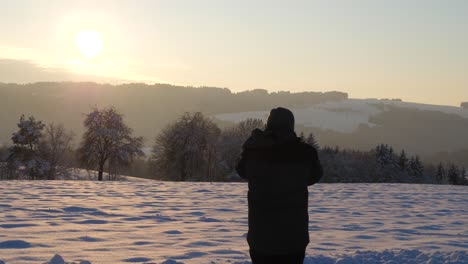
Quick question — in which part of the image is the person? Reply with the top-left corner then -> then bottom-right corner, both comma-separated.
236,107 -> 323,264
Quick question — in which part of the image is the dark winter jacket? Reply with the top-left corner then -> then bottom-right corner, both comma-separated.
236,128 -> 322,254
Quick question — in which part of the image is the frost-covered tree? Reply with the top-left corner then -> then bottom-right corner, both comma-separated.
324,143 -> 435,184
375,144 -> 394,168
0,146 -> 13,180
151,112 -> 221,181
0,146 -> 8,164
320,146 -> 384,183
436,163 -> 445,184
374,144 -> 400,181
7,115 -> 49,179
460,167 -> 467,185
218,118 -> 264,179
409,156 -> 424,181
237,118 -> 264,137
39,123 -> 75,180
78,107 -> 144,181
398,150 -> 408,171
447,164 -> 459,185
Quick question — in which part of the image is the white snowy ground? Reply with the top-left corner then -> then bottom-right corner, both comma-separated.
0,180 -> 466,264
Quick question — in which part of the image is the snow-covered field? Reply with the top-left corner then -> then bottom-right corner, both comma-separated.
0,180 -> 466,263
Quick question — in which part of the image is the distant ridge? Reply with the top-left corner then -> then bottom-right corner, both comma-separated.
0,81 -> 346,142
1,82 -> 467,167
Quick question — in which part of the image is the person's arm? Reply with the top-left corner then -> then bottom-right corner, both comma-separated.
308,147 -> 323,186
236,129 -> 261,180
235,149 -> 248,180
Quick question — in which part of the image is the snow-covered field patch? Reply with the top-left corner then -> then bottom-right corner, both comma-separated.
0,181 -> 466,263
214,98 -> 468,133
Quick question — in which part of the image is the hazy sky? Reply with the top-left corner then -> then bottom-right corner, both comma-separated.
1,0 -> 467,106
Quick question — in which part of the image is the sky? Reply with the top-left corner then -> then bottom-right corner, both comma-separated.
0,0 -> 467,106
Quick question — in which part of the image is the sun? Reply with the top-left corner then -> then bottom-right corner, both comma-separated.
75,30 -> 104,59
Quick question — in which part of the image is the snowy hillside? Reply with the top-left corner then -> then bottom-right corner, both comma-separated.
214,98 -> 468,133
0,181 -> 466,263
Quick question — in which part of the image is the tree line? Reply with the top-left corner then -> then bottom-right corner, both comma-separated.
319,144 -> 466,185
0,107 -> 143,181
0,107 -> 466,185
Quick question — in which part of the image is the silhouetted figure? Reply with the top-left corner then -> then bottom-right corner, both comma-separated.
236,107 -> 323,264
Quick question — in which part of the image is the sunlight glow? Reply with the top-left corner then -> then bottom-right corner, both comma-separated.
75,30 -> 104,59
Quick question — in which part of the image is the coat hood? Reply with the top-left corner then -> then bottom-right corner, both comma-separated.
266,107 -> 295,131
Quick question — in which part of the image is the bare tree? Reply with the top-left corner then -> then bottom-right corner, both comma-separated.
218,118 -> 264,178
39,123 -> 75,180
151,112 -> 221,181
78,107 -> 144,181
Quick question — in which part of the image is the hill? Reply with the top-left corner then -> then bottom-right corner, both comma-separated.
215,98 -> 468,162
0,82 -> 345,146
1,82 -> 467,166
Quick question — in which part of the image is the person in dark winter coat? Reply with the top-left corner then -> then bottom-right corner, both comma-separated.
236,107 -> 323,264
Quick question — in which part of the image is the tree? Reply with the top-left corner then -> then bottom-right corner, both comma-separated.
376,144 -> 393,167
151,112 -> 221,181
0,146 -> 12,180
78,107 -> 144,181
398,150 -> 408,171
237,118 -> 264,137
306,133 -> 320,150
219,118 -> 264,179
447,164 -> 459,185
460,167 -> 467,185
374,145 -> 398,180
0,145 -> 8,162
7,115 -> 49,179
436,163 -> 445,184
409,156 -> 424,180
39,123 -> 75,180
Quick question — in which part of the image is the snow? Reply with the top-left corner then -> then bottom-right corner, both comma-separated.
48,254 -> 66,264
214,98 -> 468,133
213,99 -> 382,133
0,181 -> 466,263
56,168 -> 149,182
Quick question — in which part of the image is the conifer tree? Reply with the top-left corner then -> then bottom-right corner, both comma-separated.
376,144 -> 394,168
409,156 -> 424,180
447,164 -> 459,185
398,150 -> 408,170
306,133 -> 320,150
436,163 -> 445,184
459,167 -> 467,185
7,115 -> 49,179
